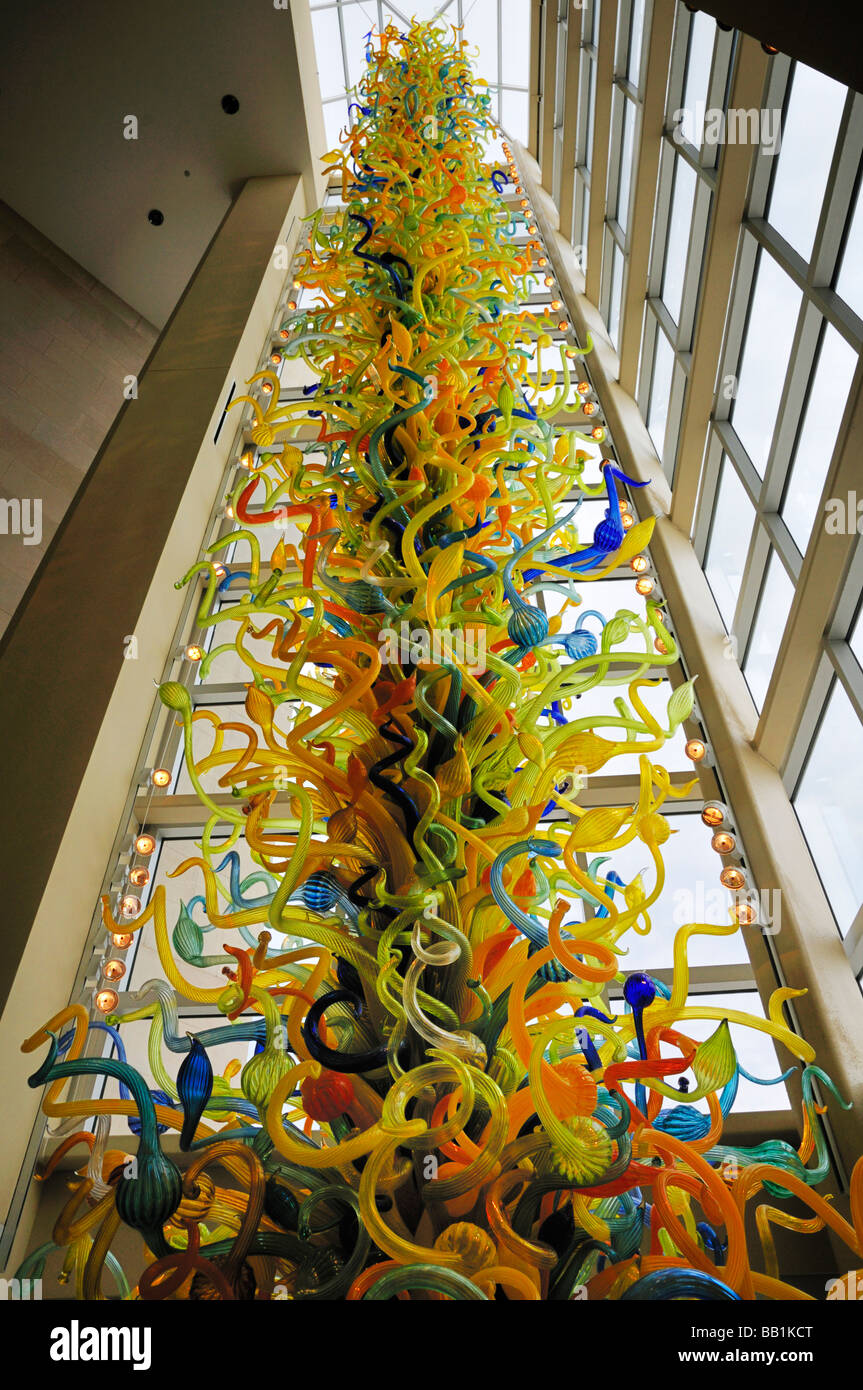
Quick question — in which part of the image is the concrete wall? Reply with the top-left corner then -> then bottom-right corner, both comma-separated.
0,201 -> 157,635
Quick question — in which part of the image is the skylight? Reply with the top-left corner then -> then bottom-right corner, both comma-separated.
310,0 -> 533,149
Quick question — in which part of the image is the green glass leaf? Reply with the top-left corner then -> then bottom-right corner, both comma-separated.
667,677 -> 696,732
172,902 -> 204,964
692,1019 -> 737,1095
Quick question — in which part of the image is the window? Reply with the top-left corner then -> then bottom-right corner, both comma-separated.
742,549 -> 795,711
766,63 -> 846,262
836,182 -> 863,320
680,12 -> 715,142
704,458 -> 756,630
794,680 -> 863,937
310,0 -> 534,146
647,326 -> 674,458
661,155 -> 697,323
781,324 -> 858,553
731,249 -> 802,476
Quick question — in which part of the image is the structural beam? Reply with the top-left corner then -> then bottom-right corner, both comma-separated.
669,36 -> 770,534
556,0 -> 583,241
584,0 -> 616,305
539,0 -> 559,191
0,175 -> 306,1256
618,0 -> 676,395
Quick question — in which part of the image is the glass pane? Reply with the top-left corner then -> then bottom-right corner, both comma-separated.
704,457 -> 756,629
681,12 -> 715,146
608,242 -> 624,348
627,0 -> 646,87
731,249 -> 802,475
743,550 -> 795,710
782,324 -> 858,553
464,0 -> 498,84
584,52 -> 597,171
323,99 -> 349,150
311,8 -> 346,99
616,97 -> 636,234
661,155 -> 697,323
578,179 -> 590,266
501,0 -> 531,85
406,0 -> 452,22
647,327 -> 674,458
342,3 -> 374,91
501,88 -> 530,145
836,184 -> 863,320
794,680 -> 863,936
767,63 -> 846,263
849,606 -> 863,673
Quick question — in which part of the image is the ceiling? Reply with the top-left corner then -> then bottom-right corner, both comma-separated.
0,0 -> 326,327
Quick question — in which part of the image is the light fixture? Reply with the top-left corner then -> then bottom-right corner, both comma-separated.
119,894 -> 141,918
761,41 -> 778,54
630,555 -> 648,574
733,899 -> 758,926
711,831 -> 736,855
635,576 -> 654,596
129,867 -> 150,888
134,833 -> 156,856
213,563 -> 227,579
261,380 -> 274,396
111,932 -> 134,950
225,504 -> 235,519
701,802 -> 726,829
582,401 -> 596,415
95,989 -> 119,1013
550,299 -> 563,311
270,351 -> 283,366
685,738 -> 706,762
287,299 -> 298,311
654,637 -> 668,655
239,450 -> 255,469
537,256 -> 548,267
720,866 -> 746,891
591,426 -> 605,440
544,275 -> 554,287
151,768 -> 172,788
621,512 -> 634,531
577,381 -> 591,395
103,959 -> 127,983
184,644 -> 203,662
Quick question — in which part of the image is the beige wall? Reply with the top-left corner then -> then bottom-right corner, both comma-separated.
0,201 -> 157,635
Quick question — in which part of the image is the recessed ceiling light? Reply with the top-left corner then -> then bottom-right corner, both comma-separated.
221,94 -> 240,115
147,209 -> 164,226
